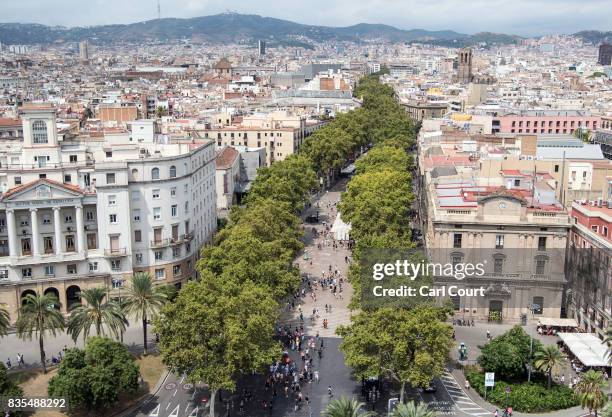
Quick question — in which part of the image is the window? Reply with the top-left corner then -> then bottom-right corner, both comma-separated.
32,120 -> 48,143
451,254 -> 462,268
20,216 -> 29,227
87,233 -> 97,249
535,258 -> 546,274
514,179 -> 520,187
135,253 -> 143,264
152,189 -> 160,199
108,194 -> 117,205
453,233 -> 462,248
14,177 -> 21,185
133,209 -> 141,222
151,168 -> 160,180
106,173 -> 115,184
86,211 -> 95,221
134,230 -> 142,242
532,296 -> 544,315
89,262 -> 98,272
44,265 -> 54,276
155,251 -> 163,261
450,295 -> 461,311
131,191 -> 140,201
66,235 -> 75,251
69,155 -> 77,163
171,204 -> 178,217
538,236 -> 547,251
44,237 -> 54,253
170,187 -> 177,197
169,165 -> 177,178
109,214 -> 117,224
172,246 -> 181,258
22,268 -> 32,278
21,238 -> 31,255
106,151 -> 112,158
592,225 -> 599,233
495,235 -> 504,249
67,264 -> 77,274
111,260 -> 121,271
554,165 -> 559,173
494,258 -> 503,274
64,174 -> 72,183
173,265 -> 181,276
155,268 -> 165,280
153,207 -> 161,220
184,201 -> 189,213
604,227 -> 609,237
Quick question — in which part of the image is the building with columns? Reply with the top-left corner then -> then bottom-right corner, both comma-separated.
0,104 -> 217,322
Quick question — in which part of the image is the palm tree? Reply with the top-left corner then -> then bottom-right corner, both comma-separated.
393,401 -> 436,417
574,370 -> 608,417
534,345 -> 566,389
16,293 -> 65,373
323,397 -> 374,417
602,326 -> 612,364
0,304 -> 10,336
67,287 -> 126,342
122,273 -> 167,355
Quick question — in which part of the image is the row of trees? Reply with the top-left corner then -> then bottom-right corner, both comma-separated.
0,272 -> 169,375
334,74 -> 454,406
154,72 -> 420,416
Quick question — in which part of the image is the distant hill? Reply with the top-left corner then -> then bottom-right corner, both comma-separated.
0,13 -> 520,47
573,30 -> 612,45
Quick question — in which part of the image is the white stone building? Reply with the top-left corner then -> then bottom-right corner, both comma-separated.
0,104 -> 217,322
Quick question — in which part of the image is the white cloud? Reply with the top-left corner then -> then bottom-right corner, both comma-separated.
2,0 -> 611,36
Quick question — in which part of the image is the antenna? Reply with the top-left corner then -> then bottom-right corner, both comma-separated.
157,0 -> 161,20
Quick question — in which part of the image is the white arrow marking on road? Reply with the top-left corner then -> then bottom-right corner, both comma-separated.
168,404 -> 180,417
149,404 -> 160,417
188,407 -> 198,417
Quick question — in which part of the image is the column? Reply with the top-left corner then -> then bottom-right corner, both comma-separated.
75,205 -> 85,253
30,208 -> 40,256
53,207 -> 62,255
6,209 -> 17,257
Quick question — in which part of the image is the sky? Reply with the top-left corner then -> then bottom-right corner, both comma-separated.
3,0 -> 611,37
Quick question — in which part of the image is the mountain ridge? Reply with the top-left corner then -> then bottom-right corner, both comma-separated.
0,13 -> 522,47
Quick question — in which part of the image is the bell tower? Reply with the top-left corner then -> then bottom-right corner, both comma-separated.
21,104 -> 59,148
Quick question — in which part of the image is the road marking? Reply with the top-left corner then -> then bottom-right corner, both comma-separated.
172,389 -> 178,397
168,404 -> 180,417
166,403 -> 171,411
438,371 -> 491,417
179,375 -> 185,384
187,407 -> 198,417
149,404 -> 160,417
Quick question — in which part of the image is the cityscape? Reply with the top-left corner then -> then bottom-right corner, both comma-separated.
0,1 -> 611,417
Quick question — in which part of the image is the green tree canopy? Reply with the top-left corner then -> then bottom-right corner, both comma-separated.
337,306 -> 452,403
48,337 -> 140,410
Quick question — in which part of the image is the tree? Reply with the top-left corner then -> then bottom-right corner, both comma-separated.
323,397 -> 374,417
0,362 -> 23,400
393,401 -> 436,417
0,304 -> 10,337
337,307 -> 452,404
355,145 -> 413,175
16,293 -> 65,373
155,273 -> 280,417
48,337 -> 140,410
478,325 -> 541,382
603,326 -> 612,364
122,272 -> 167,355
534,345 -> 566,389
574,370 -> 608,417
67,287 -> 126,342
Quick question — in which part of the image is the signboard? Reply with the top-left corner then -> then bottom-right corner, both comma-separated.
485,372 -> 495,387
387,398 -> 399,417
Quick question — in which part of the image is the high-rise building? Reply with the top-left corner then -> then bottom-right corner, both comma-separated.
598,44 -> 612,66
78,40 -> 89,61
258,40 -> 266,56
454,48 -> 473,83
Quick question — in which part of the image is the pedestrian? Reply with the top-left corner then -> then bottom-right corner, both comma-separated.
314,370 -> 320,383
328,385 -> 333,397
465,379 -> 470,390
494,409 -> 498,417
6,358 -> 11,368
486,330 -> 491,340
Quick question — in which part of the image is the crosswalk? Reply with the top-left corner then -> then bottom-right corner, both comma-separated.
439,370 -> 491,417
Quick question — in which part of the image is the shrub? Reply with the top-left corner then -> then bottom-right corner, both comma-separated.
465,368 -> 577,412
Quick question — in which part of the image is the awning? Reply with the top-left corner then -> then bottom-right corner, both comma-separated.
341,164 -> 356,174
558,332 -> 610,367
539,318 -> 578,327
330,213 -> 351,241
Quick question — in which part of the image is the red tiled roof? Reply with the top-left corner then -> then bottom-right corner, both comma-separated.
215,147 -> 239,170
0,118 -> 21,127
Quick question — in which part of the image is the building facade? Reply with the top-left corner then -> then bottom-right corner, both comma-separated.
0,105 -> 217,322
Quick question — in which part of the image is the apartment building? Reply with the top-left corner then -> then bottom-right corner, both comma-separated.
494,110 -> 600,135
0,104 -> 217,322
565,201 -> 612,339
200,111 -> 322,165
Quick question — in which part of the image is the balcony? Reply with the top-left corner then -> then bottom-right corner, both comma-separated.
104,248 -> 127,257
150,238 -> 171,248
170,236 -> 183,245
183,232 -> 194,241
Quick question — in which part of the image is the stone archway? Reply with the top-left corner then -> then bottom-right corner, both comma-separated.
66,285 -> 81,311
43,287 -> 60,310
20,289 -> 37,305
